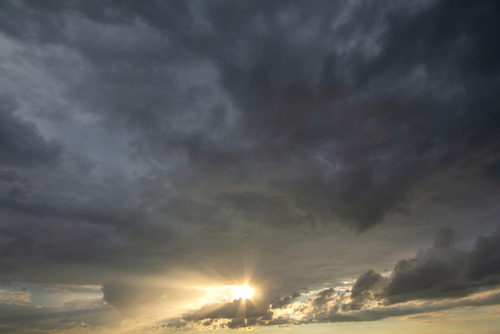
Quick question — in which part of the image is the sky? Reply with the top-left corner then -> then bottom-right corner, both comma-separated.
0,0 -> 500,333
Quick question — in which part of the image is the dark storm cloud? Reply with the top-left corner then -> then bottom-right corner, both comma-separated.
465,228 -> 500,281
0,96 -> 63,167
345,269 -> 389,311
177,0 -> 500,232
382,247 -> 468,303
132,0 -> 500,232
294,228 -> 500,322
377,228 -> 500,304
0,219 -> 125,263
0,0 -> 500,331
2,0 -> 498,233
351,270 -> 382,299
433,227 -> 463,249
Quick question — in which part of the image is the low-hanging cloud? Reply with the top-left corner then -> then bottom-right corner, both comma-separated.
169,228 -> 500,328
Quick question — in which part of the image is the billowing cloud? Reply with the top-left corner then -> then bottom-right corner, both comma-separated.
433,227 -> 463,249
0,95 -> 63,167
185,297 -> 272,329
271,290 -> 301,309
0,0 -> 499,332
465,228 -> 500,281
167,228 -> 500,328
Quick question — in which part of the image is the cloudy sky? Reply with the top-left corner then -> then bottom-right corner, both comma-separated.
0,0 -> 500,333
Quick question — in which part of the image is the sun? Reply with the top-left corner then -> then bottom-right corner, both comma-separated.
231,285 -> 254,300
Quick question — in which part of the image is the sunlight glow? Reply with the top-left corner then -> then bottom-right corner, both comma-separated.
231,285 -> 254,300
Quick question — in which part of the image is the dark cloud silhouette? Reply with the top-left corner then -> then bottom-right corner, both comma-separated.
271,291 -> 301,309
185,298 -> 269,321
377,228 -> 500,304
382,248 -> 468,303
351,270 -> 382,299
465,228 -> 500,281
279,228 -> 500,323
184,297 -> 272,329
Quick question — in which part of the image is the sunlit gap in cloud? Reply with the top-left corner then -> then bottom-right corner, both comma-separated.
166,240 -> 262,321
196,284 -> 255,304
172,283 -> 258,322
231,284 -> 254,300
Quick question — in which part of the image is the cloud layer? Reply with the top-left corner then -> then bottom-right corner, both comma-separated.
171,228 -> 500,329
0,0 -> 499,332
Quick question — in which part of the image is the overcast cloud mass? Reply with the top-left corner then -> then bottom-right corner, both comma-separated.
0,0 -> 500,333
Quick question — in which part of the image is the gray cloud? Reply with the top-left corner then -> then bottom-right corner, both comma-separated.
102,281 -> 205,319
0,0 -> 499,331
185,298 -> 271,321
0,96 -> 63,168
172,228 -> 500,328
0,298 -> 120,331
383,227 -> 500,303
2,0 -> 498,234
382,247 -> 468,303
433,227 -> 463,249
465,228 -> 500,281
351,270 -> 382,299
271,290 -> 301,309
184,297 -> 273,329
